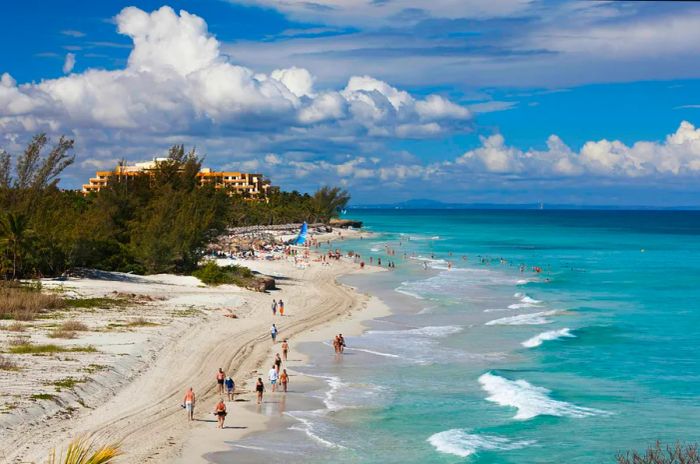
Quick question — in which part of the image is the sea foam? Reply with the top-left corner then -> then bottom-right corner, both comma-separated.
367,325 -> 462,338
428,429 -> 535,457
522,328 -> 575,348
485,310 -> 559,326
478,372 -> 605,420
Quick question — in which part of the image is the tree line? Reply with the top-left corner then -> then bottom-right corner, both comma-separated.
0,134 -> 350,279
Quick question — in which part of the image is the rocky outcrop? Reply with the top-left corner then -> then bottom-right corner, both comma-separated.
329,218 -> 363,228
247,274 -> 276,292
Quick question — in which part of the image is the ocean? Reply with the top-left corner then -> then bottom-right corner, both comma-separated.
223,209 -> 700,463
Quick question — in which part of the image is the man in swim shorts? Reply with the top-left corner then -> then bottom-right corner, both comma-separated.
183,387 -> 195,421
216,368 -> 225,394
268,365 -> 279,392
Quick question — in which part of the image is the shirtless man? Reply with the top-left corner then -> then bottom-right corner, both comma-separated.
183,387 -> 195,421
281,339 -> 289,361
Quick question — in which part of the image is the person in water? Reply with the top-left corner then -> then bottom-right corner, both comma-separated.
256,377 -> 265,404
281,339 -> 289,361
338,334 -> 346,353
214,398 -> 227,429
280,369 -> 289,393
216,368 -> 225,394
183,387 -> 195,421
271,324 -> 278,343
268,364 -> 279,392
225,376 -> 235,401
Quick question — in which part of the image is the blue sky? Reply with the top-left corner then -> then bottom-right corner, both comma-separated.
2,0 -> 700,206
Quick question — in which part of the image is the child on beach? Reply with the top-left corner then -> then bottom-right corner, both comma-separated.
256,378 -> 265,404
280,369 -> 289,393
216,368 -> 225,394
269,365 -> 279,392
183,387 -> 195,421
214,399 -> 227,429
225,376 -> 235,401
271,324 -> 278,343
281,339 -> 289,361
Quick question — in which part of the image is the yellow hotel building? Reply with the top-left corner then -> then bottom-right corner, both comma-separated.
82,158 -> 273,197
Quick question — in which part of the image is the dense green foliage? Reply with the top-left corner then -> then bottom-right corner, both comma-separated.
0,134 -> 350,279
192,261 -> 254,286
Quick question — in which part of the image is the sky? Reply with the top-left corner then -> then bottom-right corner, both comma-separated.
2,0 -> 700,206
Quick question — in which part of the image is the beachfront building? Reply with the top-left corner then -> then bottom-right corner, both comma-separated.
82,158 -> 274,198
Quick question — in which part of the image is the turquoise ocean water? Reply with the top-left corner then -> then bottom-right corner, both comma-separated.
227,209 -> 700,463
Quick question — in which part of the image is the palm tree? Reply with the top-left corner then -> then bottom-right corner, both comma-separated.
0,212 -> 32,279
48,437 -> 122,464
311,186 -> 351,222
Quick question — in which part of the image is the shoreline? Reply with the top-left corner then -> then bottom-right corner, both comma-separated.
0,227 -> 383,463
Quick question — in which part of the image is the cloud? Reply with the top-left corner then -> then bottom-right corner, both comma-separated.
62,53 -> 76,74
229,0 -> 534,27
0,6 -> 469,139
456,121 -> 700,177
61,30 -> 86,38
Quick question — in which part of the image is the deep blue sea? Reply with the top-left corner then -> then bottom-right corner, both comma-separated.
230,209 -> 700,463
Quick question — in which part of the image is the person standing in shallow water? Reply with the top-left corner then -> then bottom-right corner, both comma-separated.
256,377 -> 265,404
280,369 -> 289,393
268,365 -> 279,392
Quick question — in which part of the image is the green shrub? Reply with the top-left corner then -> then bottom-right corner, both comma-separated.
192,262 -> 254,286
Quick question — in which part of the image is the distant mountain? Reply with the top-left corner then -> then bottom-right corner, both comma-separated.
349,200 -> 700,210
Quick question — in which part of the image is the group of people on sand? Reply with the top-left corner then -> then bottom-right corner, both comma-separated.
332,334 -> 346,353
181,367 -> 236,429
257,341 -> 291,403
271,299 -> 285,316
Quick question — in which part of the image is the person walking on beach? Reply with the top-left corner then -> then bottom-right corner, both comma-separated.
225,375 -> 235,401
271,323 -> 278,343
271,299 -> 277,316
268,365 -> 279,392
274,353 -> 282,372
183,387 -> 195,421
281,339 -> 289,361
256,377 -> 265,404
214,398 -> 227,429
279,299 -> 285,316
280,369 -> 289,393
216,368 -> 225,394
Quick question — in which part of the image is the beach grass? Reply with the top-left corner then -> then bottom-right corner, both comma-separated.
64,297 -> 129,310
126,317 -> 158,327
0,355 -> 19,371
8,343 -> 97,354
31,393 -> 56,401
5,321 -> 27,331
0,284 -> 64,320
52,377 -> 86,389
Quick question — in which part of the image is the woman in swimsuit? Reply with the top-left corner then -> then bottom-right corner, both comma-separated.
214,399 -> 227,429
274,353 -> 282,372
280,369 -> 289,393
256,377 -> 265,404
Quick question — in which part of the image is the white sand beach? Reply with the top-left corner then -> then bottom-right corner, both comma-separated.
0,228 -> 384,463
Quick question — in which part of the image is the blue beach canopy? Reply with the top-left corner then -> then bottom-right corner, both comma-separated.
293,222 -> 308,245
